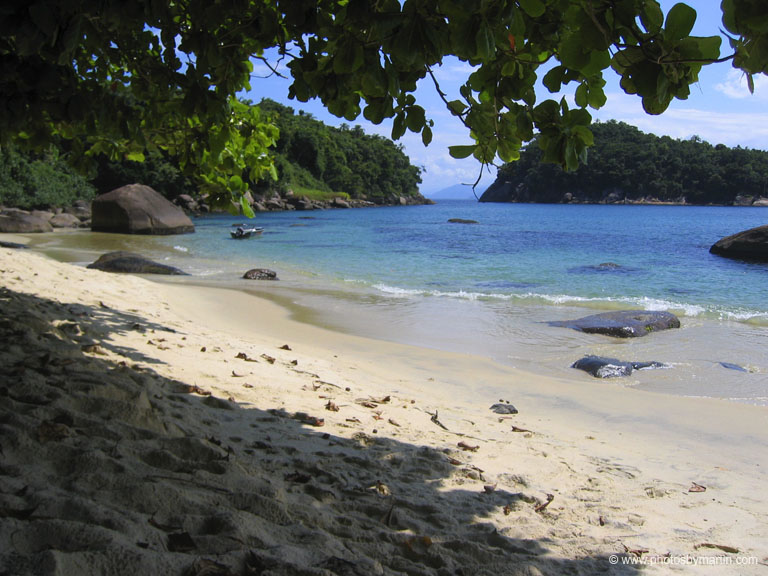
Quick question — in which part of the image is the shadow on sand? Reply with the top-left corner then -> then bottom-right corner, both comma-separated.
0,286 -> 642,575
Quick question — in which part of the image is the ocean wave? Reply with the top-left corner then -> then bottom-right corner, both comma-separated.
370,283 -> 768,323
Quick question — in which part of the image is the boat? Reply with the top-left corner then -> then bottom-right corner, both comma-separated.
230,224 -> 264,239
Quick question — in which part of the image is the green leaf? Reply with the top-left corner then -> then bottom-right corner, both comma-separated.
447,99 -> 466,116
542,66 -> 566,92
125,151 -> 145,162
448,145 -> 478,159
665,3 -> 697,42
640,1 -> 664,33
518,0 -> 545,18
333,39 -> 364,74
574,84 -> 588,107
240,195 -> 255,218
497,139 -> 520,163
421,125 -> 433,146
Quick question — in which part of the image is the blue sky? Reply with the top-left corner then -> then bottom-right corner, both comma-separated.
243,3 -> 768,195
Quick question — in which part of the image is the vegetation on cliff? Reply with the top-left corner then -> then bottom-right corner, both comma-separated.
260,100 -> 422,205
0,99 -> 424,210
481,121 -> 768,205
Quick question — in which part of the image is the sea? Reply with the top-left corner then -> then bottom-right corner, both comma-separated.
35,200 -> 768,406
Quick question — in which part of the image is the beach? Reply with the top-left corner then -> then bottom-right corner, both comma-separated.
1,241 -> 767,575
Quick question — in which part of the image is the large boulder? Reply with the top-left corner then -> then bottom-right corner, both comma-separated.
87,251 -> 188,275
709,224 -> 768,262
91,184 -> 195,235
0,212 -> 53,233
550,310 -> 681,338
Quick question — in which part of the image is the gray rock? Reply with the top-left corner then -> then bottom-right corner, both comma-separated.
0,212 -> 54,233
87,251 -> 188,275
710,224 -> 768,262
173,194 -> 199,213
718,361 -> 748,373
0,241 -> 28,249
49,213 -> 82,228
572,356 -> 668,378
91,184 -> 195,235
490,403 -> 518,415
243,268 -> 278,280
550,310 -> 680,338
64,200 -> 92,220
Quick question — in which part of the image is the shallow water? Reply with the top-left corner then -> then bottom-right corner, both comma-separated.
29,201 -> 768,406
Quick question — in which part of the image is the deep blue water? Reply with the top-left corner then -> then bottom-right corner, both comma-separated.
163,201 -> 768,323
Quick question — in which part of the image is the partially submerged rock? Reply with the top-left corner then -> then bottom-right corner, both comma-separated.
448,218 -> 479,224
87,251 -> 188,275
91,184 -> 195,235
243,268 -> 278,280
710,224 -> 768,262
572,355 -> 668,378
550,310 -> 680,338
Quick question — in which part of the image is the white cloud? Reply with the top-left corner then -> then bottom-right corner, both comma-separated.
715,69 -> 768,100
592,91 -> 768,150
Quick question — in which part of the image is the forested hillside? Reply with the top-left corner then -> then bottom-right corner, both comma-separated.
259,100 -> 423,205
0,100 -> 426,211
481,121 -> 768,206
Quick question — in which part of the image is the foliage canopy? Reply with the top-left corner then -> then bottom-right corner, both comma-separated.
1,0 -> 766,201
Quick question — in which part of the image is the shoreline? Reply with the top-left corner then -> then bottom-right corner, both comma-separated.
11,228 -> 768,407
1,243 -> 767,574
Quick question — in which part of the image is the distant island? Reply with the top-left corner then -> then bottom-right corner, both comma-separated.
480,120 -> 768,206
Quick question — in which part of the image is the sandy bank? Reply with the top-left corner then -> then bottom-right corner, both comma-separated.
1,245 -> 766,575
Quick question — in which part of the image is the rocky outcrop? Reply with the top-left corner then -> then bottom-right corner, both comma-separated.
572,355 -> 668,378
0,211 -> 54,233
87,251 -> 188,275
709,224 -> 768,262
92,184 -> 195,235
550,310 -> 680,338
49,213 -> 82,228
243,268 -> 278,280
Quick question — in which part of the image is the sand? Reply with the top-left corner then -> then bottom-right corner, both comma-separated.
1,243 -> 767,575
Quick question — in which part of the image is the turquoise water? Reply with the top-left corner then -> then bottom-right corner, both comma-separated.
40,201 -> 768,404
165,201 -> 768,322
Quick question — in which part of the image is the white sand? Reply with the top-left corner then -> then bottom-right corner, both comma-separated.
1,245 -> 767,575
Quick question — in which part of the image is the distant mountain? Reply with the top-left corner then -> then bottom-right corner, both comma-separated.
426,184 -> 483,200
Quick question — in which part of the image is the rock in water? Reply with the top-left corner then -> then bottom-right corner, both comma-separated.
91,184 -> 195,235
243,268 -> 278,280
572,355 -> 668,378
710,224 -> 768,262
549,310 -> 680,338
87,252 -> 188,275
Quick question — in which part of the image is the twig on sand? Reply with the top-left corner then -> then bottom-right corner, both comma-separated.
427,410 -> 449,431
621,543 -> 650,557
534,493 -> 555,513
694,543 -> 739,554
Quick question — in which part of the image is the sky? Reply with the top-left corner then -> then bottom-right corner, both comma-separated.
242,3 -> 768,196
